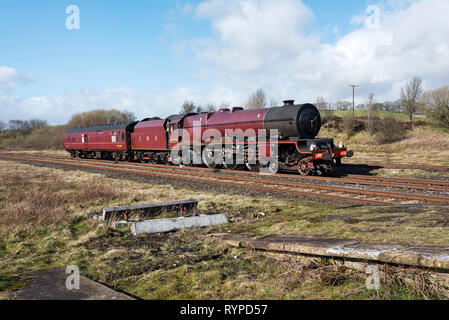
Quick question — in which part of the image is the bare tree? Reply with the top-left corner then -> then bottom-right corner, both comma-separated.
335,101 -> 352,111
315,96 -> 328,111
0,121 -> 5,133
269,98 -> 278,108
246,89 -> 267,109
401,77 -> 423,122
8,120 -> 26,137
123,110 -> 136,122
28,119 -> 48,130
218,102 -> 230,110
67,109 -> 136,128
422,86 -> 449,129
180,100 -> 196,115
204,104 -> 217,112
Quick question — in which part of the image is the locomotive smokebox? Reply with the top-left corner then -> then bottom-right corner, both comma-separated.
264,102 -> 321,139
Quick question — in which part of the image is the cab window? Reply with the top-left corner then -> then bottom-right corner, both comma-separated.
118,132 -> 121,142
111,131 -> 116,143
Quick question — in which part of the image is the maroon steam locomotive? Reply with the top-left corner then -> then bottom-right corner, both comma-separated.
64,100 -> 353,175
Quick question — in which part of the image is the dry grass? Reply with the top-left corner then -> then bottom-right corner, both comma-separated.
320,123 -> 449,166
0,162 -> 121,231
1,160 -> 448,299
5,150 -> 68,156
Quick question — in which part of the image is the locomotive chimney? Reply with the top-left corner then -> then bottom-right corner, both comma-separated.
283,100 -> 295,107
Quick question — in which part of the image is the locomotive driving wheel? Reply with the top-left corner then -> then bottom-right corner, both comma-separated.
223,160 -> 238,170
264,161 -> 279,175
223,151 -> 241,170
298,159 -> 312,176
202,146 -> 220,169
245,162 -> 260,172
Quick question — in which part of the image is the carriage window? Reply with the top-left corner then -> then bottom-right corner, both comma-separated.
111,131 -> 116,143
122,132 -> 125,141
118,132 -> 121,142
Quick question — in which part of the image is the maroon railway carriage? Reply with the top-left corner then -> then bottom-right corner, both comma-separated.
64,122 -> 138,161
64,100 -> 353,175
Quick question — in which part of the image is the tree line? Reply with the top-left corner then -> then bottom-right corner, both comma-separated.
178,89 -> 277,115
0,109 -> 136,150
2,78 -> 449,150
316,77 -> 449,130
177,80 -> 445,125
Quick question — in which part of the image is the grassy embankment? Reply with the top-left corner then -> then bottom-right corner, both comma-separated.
1,160 -> 448,299
319,111 -> 449,167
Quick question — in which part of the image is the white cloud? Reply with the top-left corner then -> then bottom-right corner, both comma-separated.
0,86 -> 234,124
189,0 -> 449,103
350,14 -> 367,26
2,0 -> 449,124
195,0 -> 315,73
0,66 -> 31,93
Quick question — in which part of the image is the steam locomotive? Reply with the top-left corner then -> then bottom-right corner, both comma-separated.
64,100 -> 353,175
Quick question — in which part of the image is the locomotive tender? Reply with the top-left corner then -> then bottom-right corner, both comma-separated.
64,100 -> 353,175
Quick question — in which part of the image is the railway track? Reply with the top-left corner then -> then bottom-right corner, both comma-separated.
346,162 -> 449,172
1,153 -> 449,206
3,152 -> 448,192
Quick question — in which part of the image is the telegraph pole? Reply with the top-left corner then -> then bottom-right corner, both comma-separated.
349,85 -> 359,116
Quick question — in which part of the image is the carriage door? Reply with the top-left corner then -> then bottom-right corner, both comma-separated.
81,134 -> 86,150
169,123 -> 183,149
164,122 -> 170,150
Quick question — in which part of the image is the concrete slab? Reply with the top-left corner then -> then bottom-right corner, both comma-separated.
239,236 -> 360,258
13,268 -> 134,300
102,199 -> 198,220
225,235 -> 449,271
131,214 -> 228,235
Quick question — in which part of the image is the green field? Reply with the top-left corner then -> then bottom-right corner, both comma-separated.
328,110 -> 424,122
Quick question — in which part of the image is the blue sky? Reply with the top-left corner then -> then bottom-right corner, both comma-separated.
1,1 -> 193,96
1,0 -> 448,124
2,0 -> 370,97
